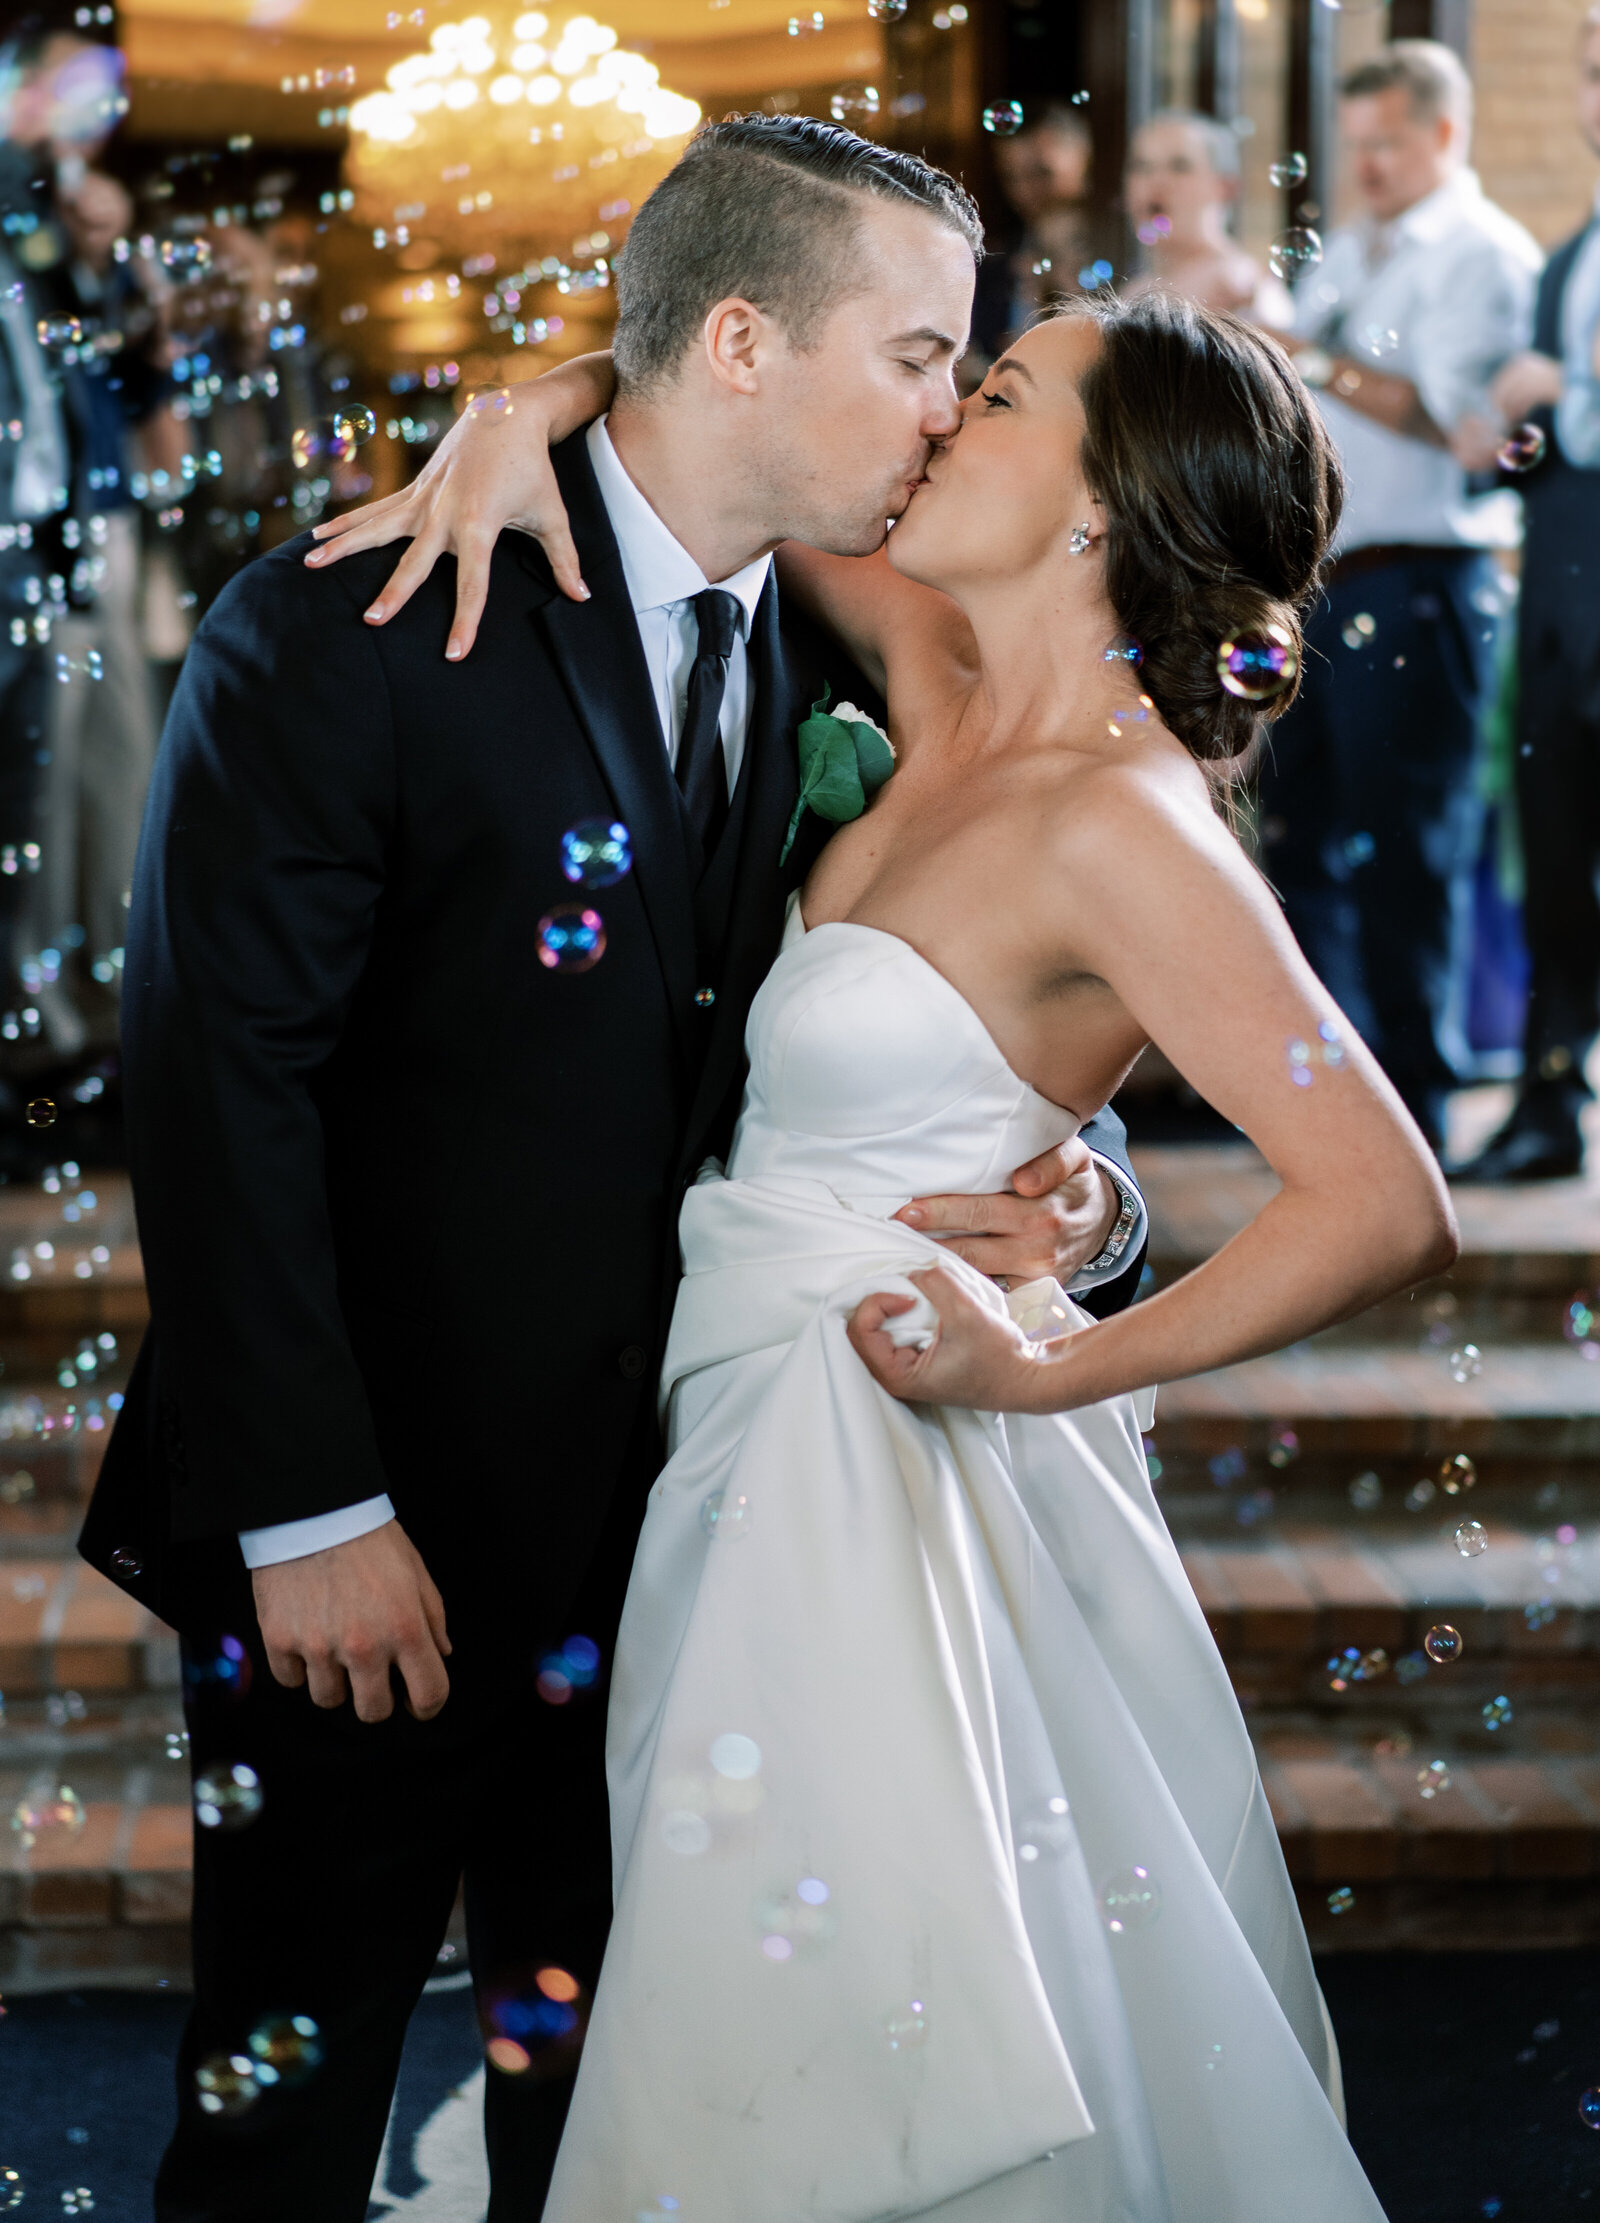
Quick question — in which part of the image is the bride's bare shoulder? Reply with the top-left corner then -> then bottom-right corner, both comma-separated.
1037,732 -> 1249,888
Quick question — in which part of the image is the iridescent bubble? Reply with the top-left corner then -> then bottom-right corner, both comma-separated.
1265,1428 -> 1298,1471
884,1999 -> 929,2050
1417,1760 -> 1451,1799
0,2172 -> 18,2211
1454,1519 -> 1487,1558
1360,324 -> 1399,359
1447,1344 -> 1483,1383
1348,1471 -> 1383,1511
1424,1624 -> 1463,1664
709,1732 -> 761,1780
1326,1646 -> 1361,1692
560,818 -> 632,889
193,1762 -> 263,1831
1102,634 -> 1142,667
1405,1478 -> 1436,1511
1579,2088 -> 1600,2129
1268,152 -> 1308,188
183,1634 -> 252,1701
109,1547 -> 142,1578
466,385 -> 514,420
1562,1288 -> 1598,1352
26,1099 -> 57,1128
754,1879 -> 835,1955
1482,1694 -> 1513,1731
1326,1885 -> 1354,1915
247,2014 -> 323,2088
195,2053 -> 261,2117
1203,2041 -> 1225,2071
37,316 -> 84,350
698,1488 -> 752,1540
536,905 -> 605,972
1099,1866 -> 1161,1933
1524,1598 -> 1557,1631
10,1784 -> 86,1849
1208,1446 -> 1247,1486
1216,626 -> 1298,701
1497,423 -> 1547,474
1437,1454 -> 1476,1496
1135,214 -> 1172,247
1267,227 -> 1322,281
829,83 -> 880,126
1394,1649 -> 1430,1685
867,0 -> 908,16
333,406 -> 377,447
290,427 -> 319,469
160,239 -> 212,279
482,1965 -> 586,2079
982,102 -> 1024,137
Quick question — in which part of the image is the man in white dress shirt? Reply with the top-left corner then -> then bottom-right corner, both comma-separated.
1454,10 -> 1600,1180
1258,40 -> 1540,1151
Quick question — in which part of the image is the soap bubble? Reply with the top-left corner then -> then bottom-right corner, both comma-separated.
1580,2088 -> 1600,2129
754,1879 -> 835,1955
1269,152 -> 1308,188
1447,1344 -> 1482,1383
193,1762 -> 263,1831
466,386 -> 514,420
1216,626 -> 1298,701
26,1099 -> 57,1128
982,102 -> 1024,137
183,1634 -> 252,1701
1099,1866 -> 1161,1933
37,316 -> 84,350
1405,1478 -> 1436,1511
1267,1427 -> 1300,1468
333,406 -> 377,447
1497,423 -> 1546,473
884,1999 -> 929,2050
709,1732 -> 761,1780
536,1633 -> 601,1705
867,0 -> 908,16
1327,1885 -> 1354,1915
1326,1646 -> 1361,1692
1417,1760 -> 1451,1798
829,83 -> 880,125
1394,1649 -> 1429,1685
1360,324 -> 1399,359
195,2053 -> 262,2117
1481,1694 -> 1513,1731
1103,635 -> 1143,667
109,1547 -> 142,1578
1454,1520 -> 1487,1558
1524,1598 -> 1557,1631
10,1784 -> 86,1849
1424,1624 -> 1463,1664
1267,228 -> 1322,280
247,2014 -> 323,2087
537,905 -> 605,972
560,819 -> 631,889
1207,1446 -> 1247,1486
160,239 -> 212,279
1562,1289 -> 1598,1352
1135,215 -> 1173,247
0,2173 -> 18,2210
1437,1454 -> 1476,1495
698,1488 -> 752,1539
1348,1470 -> 1382,1511
482,1965 -> 586,2079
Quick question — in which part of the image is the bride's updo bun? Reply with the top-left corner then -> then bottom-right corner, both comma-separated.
1073,290 -> 1343,766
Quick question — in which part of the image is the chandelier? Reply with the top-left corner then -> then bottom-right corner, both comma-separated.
345,10 -> 702,275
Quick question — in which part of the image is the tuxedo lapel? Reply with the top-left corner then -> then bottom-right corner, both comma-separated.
683,571 -> 806,1153
518,437 -> 698,1066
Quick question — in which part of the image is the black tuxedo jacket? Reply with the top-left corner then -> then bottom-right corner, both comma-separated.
1518,222 -> 1599,633
81,431 -> 1145,1689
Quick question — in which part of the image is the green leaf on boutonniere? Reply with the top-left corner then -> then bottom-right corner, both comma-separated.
779,688 -> 898,864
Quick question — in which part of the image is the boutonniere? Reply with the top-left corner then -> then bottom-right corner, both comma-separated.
779,688 -> 897,865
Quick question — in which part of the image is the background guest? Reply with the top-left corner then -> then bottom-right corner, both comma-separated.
970,100 -> 1095,375
1259,39 -> 1541,1153
1451,7 -> 1600,1180
1123,109 -> 1294,329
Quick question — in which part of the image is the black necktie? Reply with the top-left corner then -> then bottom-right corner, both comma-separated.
676,588 -> 740,861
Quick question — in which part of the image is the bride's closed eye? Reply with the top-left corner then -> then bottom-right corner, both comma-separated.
981,389 -> 1012,410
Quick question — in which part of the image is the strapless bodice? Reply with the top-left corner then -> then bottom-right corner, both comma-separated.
726,898 -> 1077,1214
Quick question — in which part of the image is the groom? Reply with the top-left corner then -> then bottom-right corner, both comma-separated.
82,116 -> 1148,2218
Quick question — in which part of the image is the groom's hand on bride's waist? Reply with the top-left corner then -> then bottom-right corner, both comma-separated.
252,1521 -> 453,1724
895,1138 -> 1119,1289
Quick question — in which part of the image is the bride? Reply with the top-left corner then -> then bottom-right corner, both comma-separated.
313,294 -> 1448,2219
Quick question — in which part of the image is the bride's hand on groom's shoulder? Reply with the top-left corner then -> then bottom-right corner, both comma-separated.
848,1268 -> 1054,1414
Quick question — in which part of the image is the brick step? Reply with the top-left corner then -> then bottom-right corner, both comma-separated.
0,1169 -> 144,1355
0,1558 -> 179,1700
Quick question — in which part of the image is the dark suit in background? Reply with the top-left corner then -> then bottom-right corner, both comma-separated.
79,431 -> 1145,2219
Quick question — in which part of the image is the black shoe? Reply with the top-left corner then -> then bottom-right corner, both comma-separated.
1448,1118 -> 1584,1183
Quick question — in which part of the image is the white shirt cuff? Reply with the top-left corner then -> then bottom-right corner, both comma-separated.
239,1494 -> 396,1569
1067,1153 -> 1148,1292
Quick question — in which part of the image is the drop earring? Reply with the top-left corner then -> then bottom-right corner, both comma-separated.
1068,523 -> 1092,554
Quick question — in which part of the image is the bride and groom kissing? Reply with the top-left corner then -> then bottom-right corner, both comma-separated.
82,111 -> 1451,2221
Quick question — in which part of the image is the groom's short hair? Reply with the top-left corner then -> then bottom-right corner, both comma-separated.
612,113 -> 983,395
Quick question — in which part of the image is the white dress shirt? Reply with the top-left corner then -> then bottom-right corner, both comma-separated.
1294,168 -> 1541,552
240,418 -> 1144,1568
1555,187 -> 1600,468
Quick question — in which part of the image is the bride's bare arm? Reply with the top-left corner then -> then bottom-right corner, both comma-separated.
304,351 -> 616,658
776,542 -> 978,718
851,762 -> 1458,1412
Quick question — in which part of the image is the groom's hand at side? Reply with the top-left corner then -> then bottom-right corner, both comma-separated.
895,1137 -> 1119,1286
252,1522 -> 453,1723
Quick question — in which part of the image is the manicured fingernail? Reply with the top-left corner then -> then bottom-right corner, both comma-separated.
576,581 -> 591,601
305,547 -> 325,564
446,641 -> 464,660
900,1205 -> 925,1226
365,605 -> 385,623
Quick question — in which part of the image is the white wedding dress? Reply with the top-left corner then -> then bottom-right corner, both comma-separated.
543,901 -> 1387,2223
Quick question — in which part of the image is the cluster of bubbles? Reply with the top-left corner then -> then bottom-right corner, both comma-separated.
196,2014 -> 324,2116
1326,1646 -> 1388,1692
1341,609 -> 1377,653
539,817 -> 632,972
535,1632 -> 600,1705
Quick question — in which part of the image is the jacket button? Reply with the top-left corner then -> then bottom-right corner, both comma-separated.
694,986 -> 716,1008
617,1345 -> 647,1380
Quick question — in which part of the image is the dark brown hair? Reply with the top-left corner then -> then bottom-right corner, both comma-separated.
614,114 -> 983,397
1073,289 -> 1343,766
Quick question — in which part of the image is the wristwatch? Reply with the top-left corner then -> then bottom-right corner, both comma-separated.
1084,1165 -> 1141,1274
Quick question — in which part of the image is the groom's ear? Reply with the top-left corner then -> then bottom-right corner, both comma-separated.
702,296 -> 776,397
